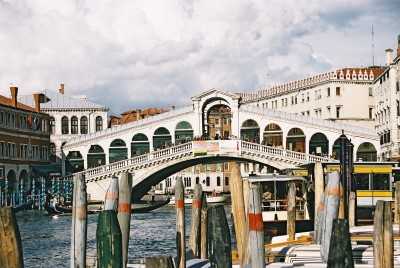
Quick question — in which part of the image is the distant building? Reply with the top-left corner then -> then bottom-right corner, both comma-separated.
239,67 -> 384,130
108,108 -> 170,127
0,87 -> 51,201
18,84 -> 109,173
374,35 -> 400,161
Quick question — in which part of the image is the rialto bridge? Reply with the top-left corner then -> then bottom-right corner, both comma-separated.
61,88 -> 379,201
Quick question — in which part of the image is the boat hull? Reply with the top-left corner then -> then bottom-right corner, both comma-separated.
264,219 -> 314,236
168,195 -> 231,205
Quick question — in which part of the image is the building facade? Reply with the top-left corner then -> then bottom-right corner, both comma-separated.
0,87 -> 51,204
18,84 -> 109,173
374,35 -> 400,161
239,67 -> 383,130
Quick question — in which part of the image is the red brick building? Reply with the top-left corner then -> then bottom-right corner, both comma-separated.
0,87 -> 51,205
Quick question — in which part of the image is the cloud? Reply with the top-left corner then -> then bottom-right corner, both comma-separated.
0,0 -> 399,116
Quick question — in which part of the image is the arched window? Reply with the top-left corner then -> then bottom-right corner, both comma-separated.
217,176 -> 221,186
61,116 -> 69,134
206,176 -> 210,186
81,116 -> 88,134
71,116 -> 78,134
96,116 -> 103,131
49,117 -> 55,134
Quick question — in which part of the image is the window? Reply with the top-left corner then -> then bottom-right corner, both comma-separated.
217,176 -> 221,186
206,176 -> 210,186
368,87 -> 373,96
369,107 -> 374,119
196,177 -> 200,184
224,163 -> 229,171
336,87 -> 341,96
327,87 -> 330,97
62,116 -> 69,134
0,141 -> 4,156
71,116 -> 78,134
81,116 -> 88,134
216,163 -> 221,172
225,176 -> 229,186
96,116 -> 103,131
336,106 -> 341,118
206,164 -> 210,171
306,93 -> 309,102
50,117 -> 55,134
301,94 -> 304,103
215,118 -> 219,126
398,101 -> 400,116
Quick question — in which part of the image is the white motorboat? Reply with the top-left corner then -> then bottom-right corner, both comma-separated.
168,194 -> 231,205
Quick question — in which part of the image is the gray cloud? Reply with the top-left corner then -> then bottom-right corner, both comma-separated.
0,0 -> 399,116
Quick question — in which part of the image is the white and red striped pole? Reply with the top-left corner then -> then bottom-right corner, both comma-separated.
248,183 -> 265,267
117,172 -> 132,268
104,176 -> 119,211
175,176 -> 186,268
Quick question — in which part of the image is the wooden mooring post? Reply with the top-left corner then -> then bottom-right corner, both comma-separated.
287,181 -> 296,241
395,181 -> 400,226
200,192 -> 208,259
96,210 -> 122,268
117,172 -> 132,268
373,200 -> 393,268
70,173 -> 87,268
189,184 -> 203,257
104,176 -> 119,211
175,176 -> 186,268
327,219 -> 354,268
230,163 -> 250,266
0,207 -> 24,268
207,205 -> 232,267
320,171 -> 341,263
248,184 -> 265,268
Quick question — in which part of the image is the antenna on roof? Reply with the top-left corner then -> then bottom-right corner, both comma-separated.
371,24 -> 375,66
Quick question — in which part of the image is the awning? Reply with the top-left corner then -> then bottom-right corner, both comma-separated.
32,165 -> 61,176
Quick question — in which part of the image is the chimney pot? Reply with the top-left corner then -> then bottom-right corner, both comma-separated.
385,48 -> 393,65
33,93 -> 41,112
10,87 -> 18,107
59,84 -> 65,94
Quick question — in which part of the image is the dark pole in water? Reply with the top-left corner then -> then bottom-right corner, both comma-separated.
347,142 -> 356,225
339,131 -> 348,219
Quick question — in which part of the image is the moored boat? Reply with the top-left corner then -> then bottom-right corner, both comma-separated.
244,172 -> 314,236
168,194 -> 231,205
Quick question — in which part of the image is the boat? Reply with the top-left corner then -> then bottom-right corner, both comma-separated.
131,197 -> 170,213
243,172 -> 314,236
168,194 -> 231,205
12,200 -> 34,213
43,197 -> 170,215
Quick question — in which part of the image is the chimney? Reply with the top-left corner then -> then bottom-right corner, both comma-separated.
33,93 -> 40,112
10,87 -> 18,107
397,34 -> 400,57
385,48 -> 393,65
59,84 -> 65,94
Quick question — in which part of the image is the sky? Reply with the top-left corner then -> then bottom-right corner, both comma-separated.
0,0 -> 399,117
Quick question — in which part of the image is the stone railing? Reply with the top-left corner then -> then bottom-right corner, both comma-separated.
63,140 -> 335,183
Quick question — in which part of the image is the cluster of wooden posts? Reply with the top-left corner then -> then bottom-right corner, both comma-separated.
2,161 -> 400,268
313,161 -> 397,268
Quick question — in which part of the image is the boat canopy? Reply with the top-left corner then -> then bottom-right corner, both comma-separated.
243,173 -> 306,183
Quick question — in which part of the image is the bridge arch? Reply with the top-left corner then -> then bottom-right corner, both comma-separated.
87,144 -> 105,168
309,132 -> 329,156
109,138 -> 127,163
262,123 -> 283,146
131,133 -> 150,157
175,121 -> 193,144
240,119 -> 260,143
356,142 -> 377,161
153,127 -> 172,149
286,127 -> 306,153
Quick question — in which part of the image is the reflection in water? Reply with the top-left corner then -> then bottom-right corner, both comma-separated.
17,204 -> 234,267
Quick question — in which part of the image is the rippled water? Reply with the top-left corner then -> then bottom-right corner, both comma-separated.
17,204 -> 234,267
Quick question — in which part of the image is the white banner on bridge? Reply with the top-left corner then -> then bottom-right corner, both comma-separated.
193,140 -> 241,156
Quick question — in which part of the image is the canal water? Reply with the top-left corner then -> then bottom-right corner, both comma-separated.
17,204 -> 235,267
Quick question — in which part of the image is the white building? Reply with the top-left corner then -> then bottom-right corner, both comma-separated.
374,35 -> 400,161
239,67 -> 384,130
18,84 -> 109,172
